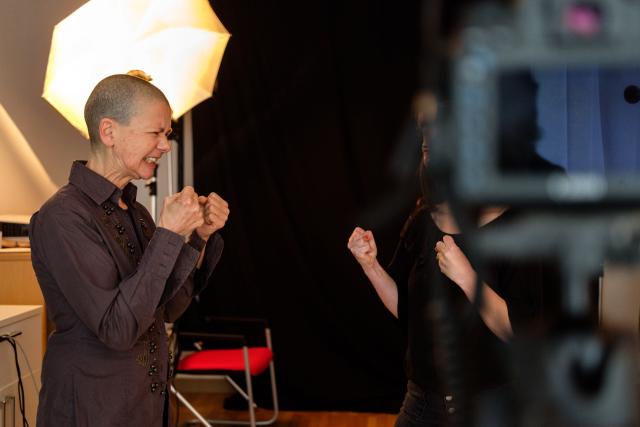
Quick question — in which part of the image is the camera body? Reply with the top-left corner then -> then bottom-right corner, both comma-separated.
442,0 -> 640,207
428,3 -> 640,425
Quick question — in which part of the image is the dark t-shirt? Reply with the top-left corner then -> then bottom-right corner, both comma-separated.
387,205 -> 545,395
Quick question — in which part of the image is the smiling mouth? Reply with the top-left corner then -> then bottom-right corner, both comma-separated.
145,157 -> 159,164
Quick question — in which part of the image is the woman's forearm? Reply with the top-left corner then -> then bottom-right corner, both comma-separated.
361,261 -> 400,318
469,283 -> 513,341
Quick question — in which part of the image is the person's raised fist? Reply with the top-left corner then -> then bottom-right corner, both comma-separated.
157,186 -> 204,237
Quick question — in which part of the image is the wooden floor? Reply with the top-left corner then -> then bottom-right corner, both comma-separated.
170,392 -> 397,427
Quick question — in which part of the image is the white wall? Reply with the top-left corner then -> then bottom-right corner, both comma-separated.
0,0 -> 88,186
0,103 -> 58,216
0,0 -> 177,216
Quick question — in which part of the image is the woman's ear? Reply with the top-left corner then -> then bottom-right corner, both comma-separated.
98,117 -> 117,147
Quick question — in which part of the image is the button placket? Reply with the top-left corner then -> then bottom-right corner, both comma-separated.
148,362 -> 159,376
102,203 -> 115,215
147,328 -> 163,394
115,223 -> 125,235
99,201 -> 140,262
168,349 -> 175,379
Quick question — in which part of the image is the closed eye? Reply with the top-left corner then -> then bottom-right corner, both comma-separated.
148,129 -> 173,138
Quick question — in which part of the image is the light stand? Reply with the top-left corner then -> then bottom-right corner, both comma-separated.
145,168 -> 158,223
145,111 -> 193,221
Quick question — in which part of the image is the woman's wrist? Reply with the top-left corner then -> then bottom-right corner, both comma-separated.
195,228 -> 213,242
188,230 -> 208,252
361,258 -> 382,274
461,274 -> 480,300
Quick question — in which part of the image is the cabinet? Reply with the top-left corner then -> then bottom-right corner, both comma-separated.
0,305 -> 42,427
0,249 -> 49,352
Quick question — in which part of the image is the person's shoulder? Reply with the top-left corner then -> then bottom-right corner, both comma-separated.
39,184 -> 76,209
36,184 -> 92,224
492,207 -> 526,225
400,198 -> 429,240
529,153 -> 566,174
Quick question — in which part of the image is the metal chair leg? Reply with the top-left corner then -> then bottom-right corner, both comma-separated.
170,384 -> 213,427
175,327 -> 279,427
243,346 -> 257,427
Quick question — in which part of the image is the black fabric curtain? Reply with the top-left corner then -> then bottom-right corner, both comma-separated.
185,0 -> 422,411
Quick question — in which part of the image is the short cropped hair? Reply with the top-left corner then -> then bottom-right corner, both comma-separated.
84,74 -> 170,144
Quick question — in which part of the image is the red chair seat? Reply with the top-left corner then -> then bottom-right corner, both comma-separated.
178,347 -> 273,376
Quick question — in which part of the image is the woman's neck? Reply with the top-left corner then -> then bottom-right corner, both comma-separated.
86,152 -> 129,190
430,203 -> 508,233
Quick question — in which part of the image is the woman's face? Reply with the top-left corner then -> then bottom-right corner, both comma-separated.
110,99 -> 173,183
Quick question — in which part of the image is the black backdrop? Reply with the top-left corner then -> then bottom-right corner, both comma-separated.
185,0 -> 423,412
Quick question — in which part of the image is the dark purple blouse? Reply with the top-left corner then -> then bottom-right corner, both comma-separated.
29,161 -> 223,426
